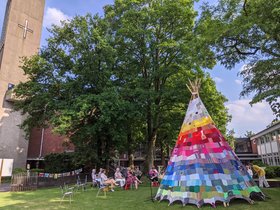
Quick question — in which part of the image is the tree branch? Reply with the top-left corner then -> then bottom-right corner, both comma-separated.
243,0 -> 248,16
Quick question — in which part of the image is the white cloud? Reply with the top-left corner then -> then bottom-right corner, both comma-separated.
213,77 -> 223,83
43,7 -> 71,28
226,99 -> 275,137
235,79 -> 242,85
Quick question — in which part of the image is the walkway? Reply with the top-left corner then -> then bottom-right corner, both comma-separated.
0,183 -> 10,192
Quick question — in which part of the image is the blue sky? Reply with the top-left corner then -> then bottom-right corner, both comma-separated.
0,0 -> 275,136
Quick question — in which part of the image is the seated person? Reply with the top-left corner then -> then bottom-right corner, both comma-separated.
91,169 -> 97,187
100,169 -> 118,191
134,166 -> 143,181
149,165 -> 159,182
96,168 -> 103,182
120,167 -> 128,179
125,167 -> 142,190
114,167 -> 126,187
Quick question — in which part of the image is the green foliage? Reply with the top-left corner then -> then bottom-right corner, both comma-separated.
199,0 -> 280,119
265,166 -> 280,178
12,168 -> 26,174
252,160 -> 267,167
44,153 -> 77,173
30,168 -> 44,173
225,129 -> 235,149
105,0 -> 229,170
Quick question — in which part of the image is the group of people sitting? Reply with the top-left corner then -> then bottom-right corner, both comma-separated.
91,165 -> 146,191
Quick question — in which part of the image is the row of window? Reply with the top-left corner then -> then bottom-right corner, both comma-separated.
257,130 -> 280,144
262,152 -> 280,166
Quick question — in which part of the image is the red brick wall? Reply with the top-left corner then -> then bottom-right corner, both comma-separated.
27,127 -> 74,159
251,138 -> 258,154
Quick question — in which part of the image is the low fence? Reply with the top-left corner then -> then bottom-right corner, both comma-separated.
10,172 -> 90,192
11,172 -> 38,191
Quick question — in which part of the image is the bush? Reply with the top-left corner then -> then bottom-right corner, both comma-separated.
12,168 -> 26,174
264,166 -> 280,178
30,168 -> 44,173
265,166 -> 276,178
274,166 -> 280,177
252,160 -> 267,167
1,177 -> 11,183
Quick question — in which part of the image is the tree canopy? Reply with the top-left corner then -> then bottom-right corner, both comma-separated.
198,0 -> 280,119
14,0 -> 231,170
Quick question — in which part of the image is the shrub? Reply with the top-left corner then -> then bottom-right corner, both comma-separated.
265,166 -> 276,178
264,166 -> 280,178
12,168 -> 26,174
252,160 -> 267,167
30,168 -> 44,173
273,166 -> 280,177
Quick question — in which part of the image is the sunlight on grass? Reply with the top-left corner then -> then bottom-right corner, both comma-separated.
0,193 -> 26,208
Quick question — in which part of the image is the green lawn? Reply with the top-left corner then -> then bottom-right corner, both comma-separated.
0,184 -> 279,210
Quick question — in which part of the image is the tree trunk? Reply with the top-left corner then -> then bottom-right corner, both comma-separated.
145,129 -> 157,172
129,154 -> 134,167
96,135 -> 102,169
127,130 -> 135,167
160,142 -> 166,167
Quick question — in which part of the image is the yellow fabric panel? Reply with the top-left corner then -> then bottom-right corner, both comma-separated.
180,117 -> 213,133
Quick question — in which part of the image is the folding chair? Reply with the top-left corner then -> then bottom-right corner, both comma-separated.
96,179 -> 110,197
76,175 -> 87,191
60,185 -> 73,204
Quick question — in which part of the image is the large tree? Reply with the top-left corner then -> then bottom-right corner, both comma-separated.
198,0 -> 280,119
105,0 -> 229,170
14,14 -> 125,168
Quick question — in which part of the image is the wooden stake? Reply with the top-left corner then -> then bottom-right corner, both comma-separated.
0,159 -> 4,184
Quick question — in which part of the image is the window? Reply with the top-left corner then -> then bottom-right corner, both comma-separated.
7,83 -> 14,90
274,153 -> 279,165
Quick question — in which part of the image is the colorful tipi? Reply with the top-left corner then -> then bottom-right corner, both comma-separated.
155,79 -> 264,207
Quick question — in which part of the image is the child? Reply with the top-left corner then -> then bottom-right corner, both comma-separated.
246,165 -> 253,178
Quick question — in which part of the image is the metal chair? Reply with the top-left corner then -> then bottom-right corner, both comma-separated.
76,175 -> 87,191
60,185 -> 73,204
96,179 -> 109,197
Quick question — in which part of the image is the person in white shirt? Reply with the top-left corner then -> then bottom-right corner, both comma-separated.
91,169 -> 97,187
100,169 -> 118,191
114,168 -> 126,187
246,165 -> 253,178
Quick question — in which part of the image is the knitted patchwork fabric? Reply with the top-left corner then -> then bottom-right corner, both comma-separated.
155,97 -> 262,207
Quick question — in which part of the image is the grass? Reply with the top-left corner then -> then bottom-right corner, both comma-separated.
0,183 -> 279,210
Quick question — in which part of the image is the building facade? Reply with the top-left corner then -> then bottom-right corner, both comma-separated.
0,0 -> 45,168
250,122 -> 280,166
234,137 -> 261,164
27,127 -> 74,168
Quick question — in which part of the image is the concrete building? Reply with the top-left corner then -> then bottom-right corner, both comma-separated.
250,121 -> 280,166
0,0 -> 45,168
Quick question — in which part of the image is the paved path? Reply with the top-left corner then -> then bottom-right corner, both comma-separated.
0,183 -> 10,192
